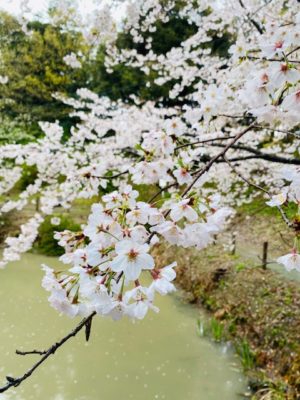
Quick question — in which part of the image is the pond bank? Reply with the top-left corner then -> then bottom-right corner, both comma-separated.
153,243 -> 300,400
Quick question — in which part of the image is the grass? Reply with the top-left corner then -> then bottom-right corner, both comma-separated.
197,317 -> 224,342
235,339 -> 255,370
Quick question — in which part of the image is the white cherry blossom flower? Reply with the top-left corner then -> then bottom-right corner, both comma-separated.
110,239 -> 154,280
173,168 -> 192,185
266,191 -> 288,207
124,286 -> 159,320
149,262 -> 177,295
170,199 -> 198,222
277,251 -> 300,272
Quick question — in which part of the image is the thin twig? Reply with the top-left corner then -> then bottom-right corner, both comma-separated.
97,170 -> 128,180
16,349 -> 47,356
210,143 -> 300,165
174,136 -> 236,151
247,56 -> 300,64
180,123 -> 256,198
238,0 -> 264,34
148,124 -> 256,205
147,123 -> 256,244
148,182 -> 177,204
286,45 -> 300,57
223,155 -> 293,228
253,125 -> 300,138
0,312 -> 96,394
223,155 -> 269,193
217,113 -> 253,119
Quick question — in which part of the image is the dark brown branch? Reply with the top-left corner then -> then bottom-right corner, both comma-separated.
0,312 -> 96,394
217,113 -> 253,119
97,170 -> 128,180
147,123 -> 256,245
148,124 -> 256,204
247,55 -> 300,64
16,349 -> 47,356
210,143 -> 300,165
148,182 -> 177,204
286,46 -> 300,57
238,0 -> 264,34
180,123 -> 256,198
175,136 -> 236,151
253,125 -> 300,138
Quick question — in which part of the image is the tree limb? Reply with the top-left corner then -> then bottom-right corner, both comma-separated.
210,143 -> 300,165
181,123 -> 256,198
0,312 -> 96,394
238,0 -> 264,34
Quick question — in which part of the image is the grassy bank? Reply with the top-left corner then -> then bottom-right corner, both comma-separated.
153,241 -> 300,399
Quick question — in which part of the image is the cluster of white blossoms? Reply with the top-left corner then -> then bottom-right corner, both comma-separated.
0,0 -> 299,320
266,166 -> 300,271
63,53 -> 82,69
42,184 -> 232,320
0,75 -> 9,84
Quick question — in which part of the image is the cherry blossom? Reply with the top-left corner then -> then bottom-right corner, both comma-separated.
0,0 -> 298,326
277,251 -> 300,272
110,239 -> 155,280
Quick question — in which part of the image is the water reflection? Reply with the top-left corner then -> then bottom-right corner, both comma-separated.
0,254 -> 247,400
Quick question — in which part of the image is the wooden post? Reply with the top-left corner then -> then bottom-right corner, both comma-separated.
231,232 -> 237,255
36,195 -> 40,212
262,241 -> 268,270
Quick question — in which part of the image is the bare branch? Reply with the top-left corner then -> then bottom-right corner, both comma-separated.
149,124 -> 256,204
175,136 -> 236,151
180,123 -> 256,198
0,312 -> 96,394
253,125 -> 300,138
238,0 -> 264,34
16,349 -> 47,356
247,55 -> 300,64
210,143 -> 300,165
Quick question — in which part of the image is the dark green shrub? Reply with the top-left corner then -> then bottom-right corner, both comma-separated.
34,214 -> 80,256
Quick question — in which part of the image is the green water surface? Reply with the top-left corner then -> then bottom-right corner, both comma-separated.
0,254 -> 247,400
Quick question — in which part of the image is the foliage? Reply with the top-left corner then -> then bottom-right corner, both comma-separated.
34,215 -> 80,256
0,11 -> 89,133
236,339 -> 255,370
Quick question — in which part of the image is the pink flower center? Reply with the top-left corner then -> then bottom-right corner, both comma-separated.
280,63 -> 288,73
274,40 -> 283,50
261,73 -> 269,84
127,249 -> 139,261
181,168 -> 187,176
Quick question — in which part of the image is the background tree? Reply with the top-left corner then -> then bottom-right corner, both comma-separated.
0,11 -> 89,137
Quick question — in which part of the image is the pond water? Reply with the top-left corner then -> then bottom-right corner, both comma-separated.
0,254 -> 247,400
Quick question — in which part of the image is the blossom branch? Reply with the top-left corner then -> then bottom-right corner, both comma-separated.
253,125 -> 300,138
223,155 -> 293,227
238,0 -> 264,34
181,123 -> 256,198
210,143 -> 300,165
174,136 -> 236,151
247,55 -> 300,63
0,312 -> 96,394
149,124 -> 255,204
